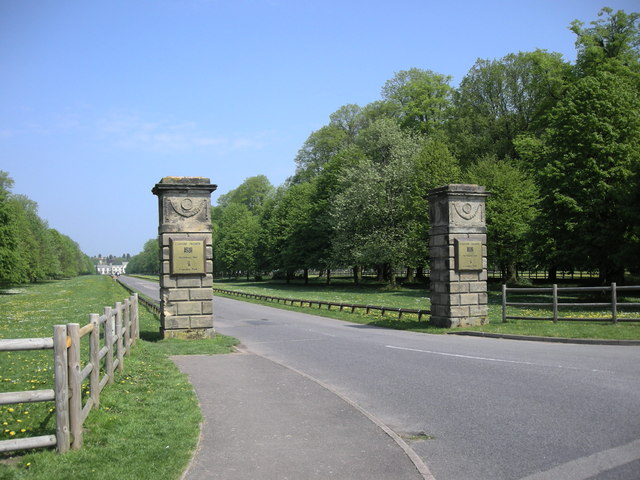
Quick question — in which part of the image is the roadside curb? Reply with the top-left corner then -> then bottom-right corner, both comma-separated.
235,346 -> 436,480
447,331 -> 640,346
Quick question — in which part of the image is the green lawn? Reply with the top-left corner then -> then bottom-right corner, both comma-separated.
0,275 -> 238,480
214,277 -> 640,340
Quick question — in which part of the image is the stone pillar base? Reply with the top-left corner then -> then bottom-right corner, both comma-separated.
430,314 -> 489,328
160,328 -> 215,340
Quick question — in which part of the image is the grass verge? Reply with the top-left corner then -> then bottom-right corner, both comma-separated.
214,277 -> 640,340
1,275 -> 238,480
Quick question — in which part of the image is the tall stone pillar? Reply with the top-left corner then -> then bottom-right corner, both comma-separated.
152,177 -> 217,339
428,184 -> 489,327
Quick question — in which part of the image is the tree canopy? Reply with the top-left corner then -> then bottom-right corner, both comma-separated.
0,172 -> 94,286
129,7 -> 640,285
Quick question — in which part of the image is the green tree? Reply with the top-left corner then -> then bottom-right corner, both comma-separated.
538,8 -> 640,283
8,195 -> 60,281
408,138 -> 462,278
127,239 -> 160,275
0,172 -> 27,285
381,68 -> 454,135
330,119 -> 422,284
539,70 -> 639,282
466,156 -> 539,283
449,50 -> 570,164
215,203 -> 260,277
259,183 -> 319,282
216,175 -> 274,214
571,7 -> 640,76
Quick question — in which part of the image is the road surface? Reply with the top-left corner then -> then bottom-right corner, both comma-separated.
119,276 -> 640,480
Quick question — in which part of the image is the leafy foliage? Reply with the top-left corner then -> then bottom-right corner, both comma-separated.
0,172 -> 93,286
127,7 -> 640,285
126,239 -> 160,275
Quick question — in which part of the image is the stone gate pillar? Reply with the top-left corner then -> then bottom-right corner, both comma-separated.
152,177 -> 217,339
428,184 -> 489,327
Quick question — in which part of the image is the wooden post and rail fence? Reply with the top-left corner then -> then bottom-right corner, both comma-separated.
0,293 -> 140,454
213,287 -> 431,321
502,283 -> 640,323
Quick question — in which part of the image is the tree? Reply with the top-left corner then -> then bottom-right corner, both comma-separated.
537,8 -> 640,283
381,68 -> 454,135
408,138 -> 462,278
216,175 -> 274,215
571,7 -> 640,76
259,183 -> 319,282
539,70 -> 639,282
8,195 -> 60,281
466,156 -> 539,283
330,119 -> 422,284
127,239 -> 160,275
215,203 -> 260,277
0,172 -> 27,285
449,50 -> 570,164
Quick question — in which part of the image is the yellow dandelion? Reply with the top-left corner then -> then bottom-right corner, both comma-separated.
9,431 -> 15,436
7,408 -> 14,413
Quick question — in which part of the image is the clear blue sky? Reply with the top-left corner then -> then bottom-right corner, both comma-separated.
1,0 -> 637,257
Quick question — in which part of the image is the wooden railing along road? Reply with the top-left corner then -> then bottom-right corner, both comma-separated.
502,283 -> 640,323
0,294 -> 140,454
213,288 -> 431,321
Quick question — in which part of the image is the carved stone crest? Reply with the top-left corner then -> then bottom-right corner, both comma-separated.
169,198 -> 206,218
452,201 -> 484,224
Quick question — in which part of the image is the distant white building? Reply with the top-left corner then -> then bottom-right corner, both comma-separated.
96,259 -> 128,276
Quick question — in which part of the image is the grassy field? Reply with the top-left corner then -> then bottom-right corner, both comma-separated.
0,275 -> 238,480
213,277 -> 640,340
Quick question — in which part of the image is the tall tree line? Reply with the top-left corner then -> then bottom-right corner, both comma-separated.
0,171 -> 94,286
136,8 -> 640,285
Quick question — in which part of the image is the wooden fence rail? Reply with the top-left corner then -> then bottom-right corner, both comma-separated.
0,293 -> 139,454
213,288 -> 431,321
502,283 -> 640,323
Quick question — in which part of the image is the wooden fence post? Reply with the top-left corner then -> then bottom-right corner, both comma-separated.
502,284 -> 507,323
612,282 -> 618,324
115,302 -> 124,372
104,306 -> 114,384
66,323 -> 82,450
123,298 -> 131,355
132,293 -> 139,343
552,284 -> 558,323
89,314 -> 100,409
53,325 -> 70,453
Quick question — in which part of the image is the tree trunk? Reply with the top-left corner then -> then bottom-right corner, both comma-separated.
406,267 -> 415,283
304,268 -> 309,285
326,268 -> 331,285
506,263 -> 517,285
353,266 -> 362,285
548,266 -> 557,282
376,265 -> 384,282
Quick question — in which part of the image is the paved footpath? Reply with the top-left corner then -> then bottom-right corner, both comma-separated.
117,276 -> 429,478
172,352 -> 428,480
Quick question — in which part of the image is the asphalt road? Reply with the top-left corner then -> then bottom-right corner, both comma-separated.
119,276 -> 640,480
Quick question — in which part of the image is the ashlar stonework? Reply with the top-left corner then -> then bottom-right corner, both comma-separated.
428,184 -> 489,327
152,177 -> 217,339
